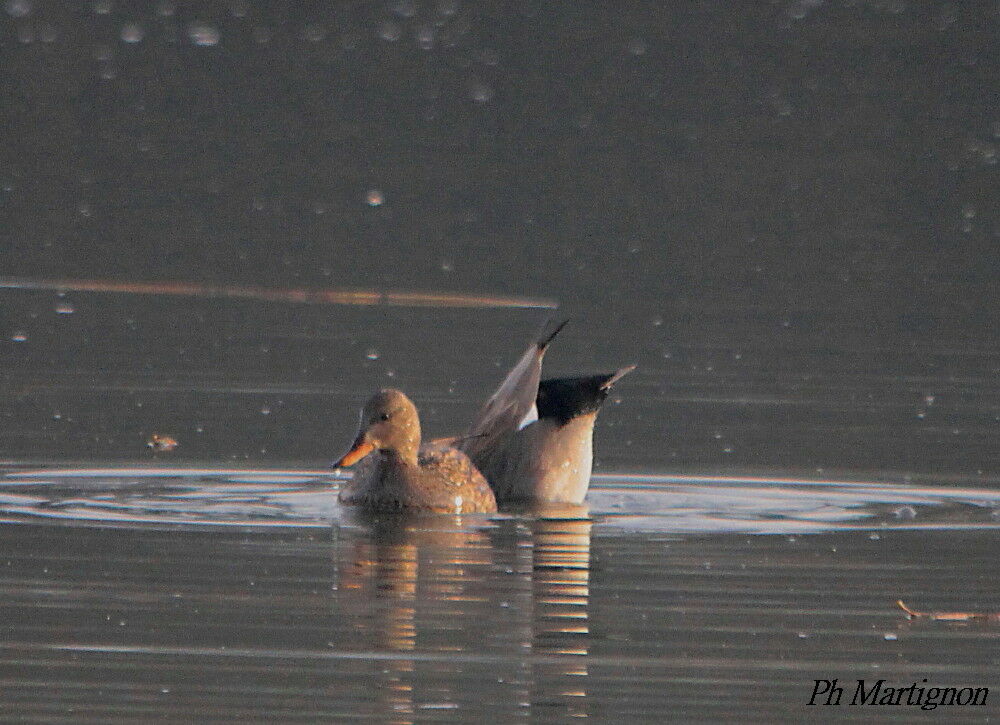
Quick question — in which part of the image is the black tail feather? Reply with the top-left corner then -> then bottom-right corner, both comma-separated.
537,318 -> 569,350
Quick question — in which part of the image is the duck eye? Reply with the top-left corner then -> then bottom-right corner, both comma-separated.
379,413 -> 390,422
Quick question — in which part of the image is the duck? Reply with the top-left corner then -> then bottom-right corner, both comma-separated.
458,322 -> 634,504
334,388 -> 497,514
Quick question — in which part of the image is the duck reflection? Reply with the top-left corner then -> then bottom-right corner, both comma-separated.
333,510 -> 495,722
331,504 -> 593,721
513,503 -> 592,717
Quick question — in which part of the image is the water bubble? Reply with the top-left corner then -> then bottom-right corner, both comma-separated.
10,332 -> 27,343
470,82 -> 493,103
365,348 -> 380,360
437,0 -> 458,15
120,22 -> 144,43
788,0 -> 822,19
893,505 -> 917,520
16,25 -> 33,43
378,20 -> 401,41
651,316 -> 663,327
253,25 -> 270,44
187,23 -> 220,46
961,203 -> 976,219
787,3 -> 806,20
5,0 -> 31,18
339,32 -> 359,51
440,259 -> 454,272
99,64 -> 117,80
627,37 -> 647,56
260,406 -> 271,415
391,0 -> 416,18
883,632 -> 898,641
935,5 -> 957,30
301,24 -> 326,42
924,394 -> 935,405
92,0 -> 111,15
868,532 -> 881,540
365,189 -> 384,206
415,24 -> 434,50
54,302 -> 75,315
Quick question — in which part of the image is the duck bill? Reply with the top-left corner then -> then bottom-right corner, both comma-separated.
334,433 -> 375,467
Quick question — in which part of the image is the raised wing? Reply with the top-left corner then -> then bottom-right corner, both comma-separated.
460,319 -> 567,459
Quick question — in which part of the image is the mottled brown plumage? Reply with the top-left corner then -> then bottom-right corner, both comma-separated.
335,389 -> 497,514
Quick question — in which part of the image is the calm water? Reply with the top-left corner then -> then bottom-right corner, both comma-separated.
3,0 -> 1000,721
1,307 -> 999,723
0,462 -> 998,721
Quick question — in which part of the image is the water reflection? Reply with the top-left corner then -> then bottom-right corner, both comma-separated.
522,506 -> 592,718
0,469 -> 997,719
332,506 -> 594,720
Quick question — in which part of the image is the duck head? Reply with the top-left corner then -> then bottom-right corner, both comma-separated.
335,389 -> 422,467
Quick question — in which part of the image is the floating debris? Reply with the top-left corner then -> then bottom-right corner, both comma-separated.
0,277 -> 557,310
897,600 -> 1000,622
147,434 -> 179,452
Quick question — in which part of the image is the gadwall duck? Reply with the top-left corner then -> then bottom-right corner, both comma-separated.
335,389 -> 497,514
458,323 -> 634,504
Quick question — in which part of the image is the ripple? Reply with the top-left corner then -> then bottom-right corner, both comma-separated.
0,467 -> 997,533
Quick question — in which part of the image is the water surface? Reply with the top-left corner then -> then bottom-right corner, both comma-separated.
0,466 -> 997,721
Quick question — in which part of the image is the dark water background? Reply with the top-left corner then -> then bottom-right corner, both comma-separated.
1,0 -> 999,721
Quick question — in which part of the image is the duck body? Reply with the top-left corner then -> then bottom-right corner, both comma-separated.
338,442 -> 496,513
468,410 -> 596,504
335,389 -> 497,514
458,322 -> 634,505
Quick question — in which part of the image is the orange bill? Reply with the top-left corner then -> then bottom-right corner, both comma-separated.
334,435 -> 375,467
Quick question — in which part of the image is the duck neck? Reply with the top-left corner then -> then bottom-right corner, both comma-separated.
381,442 -> 419,468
